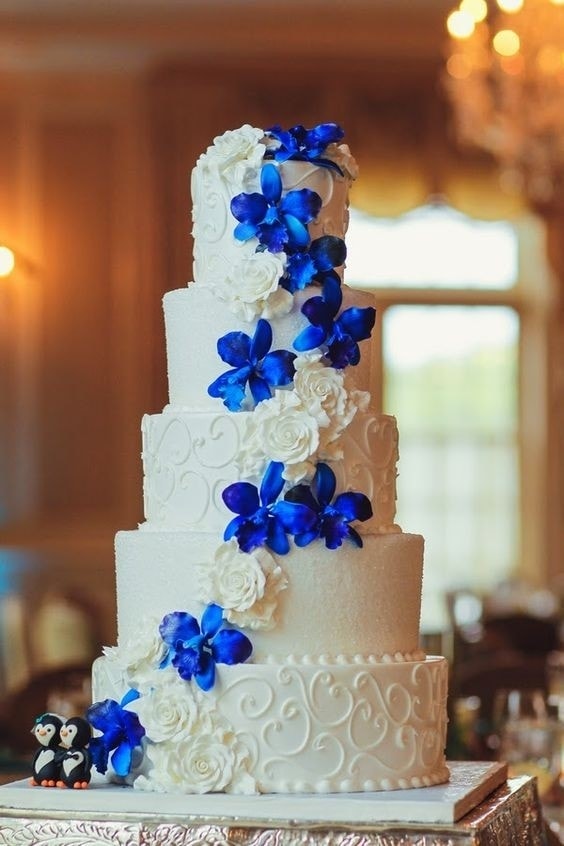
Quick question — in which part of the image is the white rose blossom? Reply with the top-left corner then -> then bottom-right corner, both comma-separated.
293,353 -> 370,457
102,617 -> 166,686
199,125 -> 265,187
214,251 -> 292,322
129,670 -> 214,744
197,540 -> 288,631
237,389 -> 320,483
136,730 -> 256,795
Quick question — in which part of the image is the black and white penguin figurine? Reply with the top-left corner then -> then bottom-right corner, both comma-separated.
56,716 -> 92,789
30,713 -> 64,787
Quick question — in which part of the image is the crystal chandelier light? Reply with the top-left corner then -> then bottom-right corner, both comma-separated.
444,0 -> 564,205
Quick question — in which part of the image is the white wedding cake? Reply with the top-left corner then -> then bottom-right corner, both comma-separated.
89,123 -> 449,795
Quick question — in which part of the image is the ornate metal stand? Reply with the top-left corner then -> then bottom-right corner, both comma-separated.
0,772 -> 545,845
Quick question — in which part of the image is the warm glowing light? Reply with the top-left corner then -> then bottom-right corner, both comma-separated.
445,0 -> 564,202
499,54 -> 525,75
0,246 -> 15,277
447,53 -> 473,79
447,9 -> 476,39
460,0 -> 488,22
493,29 -> 521,56
536,44 -> 564,73
496,0 -> 524,11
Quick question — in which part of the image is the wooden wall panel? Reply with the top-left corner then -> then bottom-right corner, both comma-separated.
0,107 -> 22,524
37,121 -> 117,517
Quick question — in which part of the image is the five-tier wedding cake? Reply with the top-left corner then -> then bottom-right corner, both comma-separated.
88,123 -> 449,795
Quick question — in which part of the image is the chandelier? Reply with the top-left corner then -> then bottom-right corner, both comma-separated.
444,0 -> 564,205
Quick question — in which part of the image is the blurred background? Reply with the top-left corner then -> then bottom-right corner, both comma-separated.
0,0 -> 563,792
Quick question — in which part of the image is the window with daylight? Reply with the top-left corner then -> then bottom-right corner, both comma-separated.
346,203 -> 545,632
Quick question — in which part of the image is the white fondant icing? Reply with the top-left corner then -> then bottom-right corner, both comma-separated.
94,124 -> 449,797
93,655 -> 449,794
141,409 -> 401,535
163,284 -> 376,411
115,530 -> 424,661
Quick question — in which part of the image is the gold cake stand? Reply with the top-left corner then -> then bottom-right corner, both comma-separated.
0,764 -> 547,845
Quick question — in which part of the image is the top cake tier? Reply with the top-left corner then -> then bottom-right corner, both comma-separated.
191,125 -> 357,292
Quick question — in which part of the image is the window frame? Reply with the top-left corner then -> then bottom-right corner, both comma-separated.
352,209 -> 551,589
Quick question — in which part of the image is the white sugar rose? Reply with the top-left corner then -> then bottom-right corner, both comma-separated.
293,354 -> 371,457
200,125 -> 265,186
217,251 -> 290,321
237,390 -> 320,482
198,540 -> 288,630
294,353 -> 349,428
102,616 -> 166,686
260,286 -> 294,319
139,733 -> 250,795
129,673 -> 212,744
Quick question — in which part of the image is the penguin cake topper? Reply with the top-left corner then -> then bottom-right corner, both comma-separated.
30,713 -> 65,788
30,713 -> 92,789
56,716 -> 92,789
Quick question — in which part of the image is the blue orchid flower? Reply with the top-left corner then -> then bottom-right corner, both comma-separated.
282,236 -> 347,294
265,123 -> 345,175
293,275 -> 376,369
159,604 -> 252,692
86,689 -> 145,777
208,318 -> 296,412
285,462 -> 373,549
223,460 -> 317,555
230,163 -> 321,253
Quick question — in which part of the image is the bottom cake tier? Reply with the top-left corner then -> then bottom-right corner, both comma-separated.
92,654 -> 449,794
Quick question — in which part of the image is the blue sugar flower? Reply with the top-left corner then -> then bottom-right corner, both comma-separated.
208,318 -> 296,412
223,460 -> 317,555
293,275 -> 376,369
265,123 -> 346,175
282,236 -> 347,294
285,462 -> 373,549
230,162 -> 321,253
87,689 -> 145,777
159,604 -> 252,692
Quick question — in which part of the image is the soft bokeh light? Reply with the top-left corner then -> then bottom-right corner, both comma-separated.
460,0 -> 489,22
447,9 -> 476,39
446,53 -> 473,79
0,245 -> 15,277
493,29 -> 521,57
536,44 -> 564,74
496,0 -> 524,11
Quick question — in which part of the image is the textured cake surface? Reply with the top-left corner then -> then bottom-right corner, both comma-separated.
93,655 -> 449,794
89,123 -> 449,796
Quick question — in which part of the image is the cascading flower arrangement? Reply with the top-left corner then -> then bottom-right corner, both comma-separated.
87,604 -> 255,784
86,123 -> 376,796
207,122 -> 376,555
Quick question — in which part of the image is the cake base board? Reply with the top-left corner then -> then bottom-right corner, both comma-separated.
0,761 -> 506,825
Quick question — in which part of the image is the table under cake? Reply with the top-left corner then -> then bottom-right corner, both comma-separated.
0,762 -> 547,845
